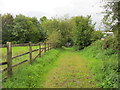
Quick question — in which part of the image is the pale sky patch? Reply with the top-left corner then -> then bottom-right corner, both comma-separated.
0,0 -> 105,30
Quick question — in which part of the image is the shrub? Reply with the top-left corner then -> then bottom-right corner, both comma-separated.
102,36 -> 119,51
91,30 -> 104,41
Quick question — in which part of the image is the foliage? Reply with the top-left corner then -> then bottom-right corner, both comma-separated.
2,14 -> 45,44
102,1 -> 120,30
40,16 -> 47,24
71,16 -> 95,50
102,1 -> 120,40
46,31 -> 62,47
41,17 -> 73,47
80,40 -> 119,88
0,14 -> 2,44
2,13 -> 14,44
102,1 -> 119,54
102,36 -> 119,51
91,30 -> 104,41
13,14 -> 45,43
2,13 -> 103,49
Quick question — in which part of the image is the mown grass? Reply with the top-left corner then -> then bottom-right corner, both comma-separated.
43,48 -> 97,88
3,48 -> 63,88
1,46 -> 39,62
1,44 -> 49,62
1,46 -> 41,78
79,40 -> 119,88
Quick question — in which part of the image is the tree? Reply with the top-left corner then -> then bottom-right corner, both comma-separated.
12,14 -> 31,43
91,30 -> 104,41
28,17 -> 45,43
102,1 -> 120,34
41,17 -> 74,47
2,13 -> 14,44
102,1 -> 120,50
0,14 -> 2,44
71,16 -> 95,50
40,16 -> 47,24
13,14 -> 44,43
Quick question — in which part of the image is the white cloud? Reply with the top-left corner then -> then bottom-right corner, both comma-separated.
0,0 -> 105,30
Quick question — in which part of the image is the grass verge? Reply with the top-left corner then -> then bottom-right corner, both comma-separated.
79,40 -> 119,88
3,48 -> 63,88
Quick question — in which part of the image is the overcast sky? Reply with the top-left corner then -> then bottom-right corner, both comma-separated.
0,0 -> 105,30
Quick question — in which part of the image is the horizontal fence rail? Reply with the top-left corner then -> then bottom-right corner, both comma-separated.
1,42 -> 54,80
0,43 -> 29,48
11,48 -> 44,59
0,62 -> 7,65
0,60 -> 29,73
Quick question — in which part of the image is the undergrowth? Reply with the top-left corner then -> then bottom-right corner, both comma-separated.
79,40 -> 119,88
3,49 -> 63,88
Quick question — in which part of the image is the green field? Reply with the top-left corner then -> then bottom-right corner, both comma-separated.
1,45 -> 48,78
1,44 -> 48,63
1,46 -> 38,60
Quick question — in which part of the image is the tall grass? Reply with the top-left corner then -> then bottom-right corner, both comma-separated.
3,49 -> 62,88
79,40 -> 119,88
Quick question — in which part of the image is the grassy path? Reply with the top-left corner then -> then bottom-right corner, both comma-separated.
42,48 -> 97,88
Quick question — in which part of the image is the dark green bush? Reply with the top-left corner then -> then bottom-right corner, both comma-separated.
91,30 -> 104,41
102,36 -> 119,51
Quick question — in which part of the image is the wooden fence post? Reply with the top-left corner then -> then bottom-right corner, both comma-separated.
39,42 -> 41,57
50,43 -> 52,50
50,43 -> 51,50
6,42 -> 12,77
49,43 -> 51,50
49,43 -> 50,50
51,43 -> 53,49
48,43 -> 49,51
44,43 -> 46,52
29,42 -> 32,64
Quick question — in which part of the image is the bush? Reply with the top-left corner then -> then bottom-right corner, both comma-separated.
102,36 -> 119,51
91,30 -> 104,41
46,31 -> 62,48
12,41 -> 18,44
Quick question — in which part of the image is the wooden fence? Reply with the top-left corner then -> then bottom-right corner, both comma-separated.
0,42 -> 53,79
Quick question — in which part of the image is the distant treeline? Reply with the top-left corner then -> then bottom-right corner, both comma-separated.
2,14 -> 46,44
2,14 -> 104,49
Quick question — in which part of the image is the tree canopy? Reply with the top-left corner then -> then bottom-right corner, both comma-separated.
2,13 -> 103,50
2,14 -> 45,44
102,1 -> 120,35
